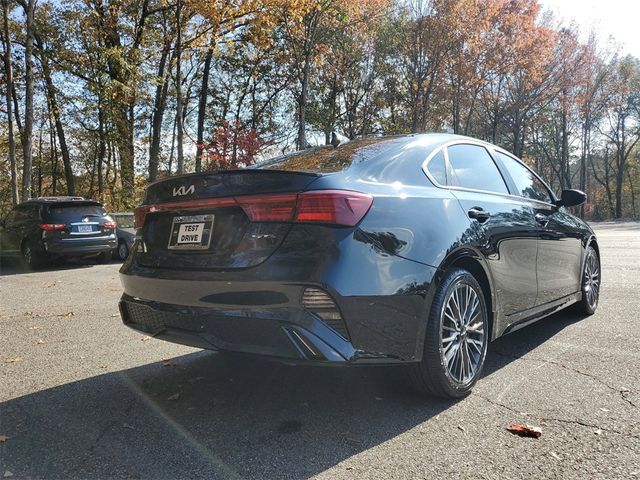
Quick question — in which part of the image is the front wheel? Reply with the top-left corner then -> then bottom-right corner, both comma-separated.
409,268 -> 489,398
572,245 -> 600,315
116,241 -> 129,261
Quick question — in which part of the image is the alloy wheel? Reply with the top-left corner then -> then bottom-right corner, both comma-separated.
440,282 -> 486,385
584,250 -> 600,309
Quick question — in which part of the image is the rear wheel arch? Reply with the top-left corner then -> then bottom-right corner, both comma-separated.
437,249 -> 497,341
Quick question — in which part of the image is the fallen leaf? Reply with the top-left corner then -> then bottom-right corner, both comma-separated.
161,359 -> 177,367
111,313 -> 120,318
122,423 -> 135,430
4,470 -> 13,478
0,435 -> 9,442
599,408 -> 610,412
507,423 -> 542,439
24,311 -> 33,316
457,425 -> 466,432
4,358 -> 21,364
167,393 -> 180,401
140,336 -> 151,342
59,312 -> 76,318
594,429 -> 602,435
549,452 -> 561,460
35,339 -> 46,345
28,325 -> 41,331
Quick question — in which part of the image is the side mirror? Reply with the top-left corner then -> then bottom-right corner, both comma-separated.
556,189 -> 587,208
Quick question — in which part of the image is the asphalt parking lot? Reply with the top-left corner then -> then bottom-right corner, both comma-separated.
1,222 -> 639,479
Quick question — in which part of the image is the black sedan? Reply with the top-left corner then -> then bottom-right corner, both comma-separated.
119,134 -> 600,398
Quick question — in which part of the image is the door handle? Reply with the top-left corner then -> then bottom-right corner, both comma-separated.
468,207 -> 490,223
535,213 -> 549,226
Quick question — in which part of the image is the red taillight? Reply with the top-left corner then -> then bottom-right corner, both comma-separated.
295,190 -> 373,227
134,205 -> 148,229
103,221 -> 117,229
133,190 -> 373,228
39,223 -> 65,231
236,194 -> 297,222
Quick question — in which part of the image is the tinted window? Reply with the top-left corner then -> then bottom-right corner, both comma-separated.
46,205 -> 106,222
496,152 -> 551,203
256,137 -> 403,173
426,149 -> 447,185
446,144 -> 508,194
114,215 -> 134,228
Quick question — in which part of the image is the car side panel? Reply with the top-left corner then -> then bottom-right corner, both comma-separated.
535,205 -> 591,305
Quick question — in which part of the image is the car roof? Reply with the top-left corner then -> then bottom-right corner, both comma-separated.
20,197 -> 103,208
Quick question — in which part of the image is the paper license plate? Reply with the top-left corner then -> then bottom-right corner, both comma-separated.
167,214 -> 214,250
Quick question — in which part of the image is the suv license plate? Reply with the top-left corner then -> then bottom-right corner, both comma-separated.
167,214 -> 214,250
78,225 -> 93,233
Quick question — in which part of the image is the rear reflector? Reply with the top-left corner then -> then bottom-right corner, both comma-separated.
301,287 -> 349,339
39,223 -> 65,231
134,190 -> 373,228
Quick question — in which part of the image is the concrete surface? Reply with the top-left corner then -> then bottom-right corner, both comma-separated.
0,222 -> 638,479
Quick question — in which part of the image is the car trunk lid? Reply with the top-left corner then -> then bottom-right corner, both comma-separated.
134,170 -> 320,270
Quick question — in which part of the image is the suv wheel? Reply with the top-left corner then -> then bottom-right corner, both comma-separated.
22,241 -> 47,270
409,268 -> 489,398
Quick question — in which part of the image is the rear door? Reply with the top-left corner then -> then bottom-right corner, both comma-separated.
435,143 -> 539,318
494,151 -> 583,305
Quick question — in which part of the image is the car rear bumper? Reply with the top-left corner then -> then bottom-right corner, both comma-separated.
119,222 -> 438,364
44,235 -> 117,256
119,294 -> 373,363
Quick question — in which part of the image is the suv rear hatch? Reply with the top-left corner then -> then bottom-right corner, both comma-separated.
41,201 -> 115,239
134,170 -> 373,270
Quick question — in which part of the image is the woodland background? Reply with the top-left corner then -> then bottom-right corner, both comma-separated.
1,0 -> 639,218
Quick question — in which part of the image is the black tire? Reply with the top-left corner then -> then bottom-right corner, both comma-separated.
409,268 -> 489,398
22,240 -> 47,270
116,241 -> 129,261
572,245 -> 600,315
96,251 -> 112,264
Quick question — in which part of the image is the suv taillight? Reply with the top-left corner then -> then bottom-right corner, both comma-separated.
133,190 -> 373,228
39,223 -> 65,231
103,221 -> 117,230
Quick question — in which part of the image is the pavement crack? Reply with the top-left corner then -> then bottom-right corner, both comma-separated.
476,393 -> 640,440
492,349 -> 637,409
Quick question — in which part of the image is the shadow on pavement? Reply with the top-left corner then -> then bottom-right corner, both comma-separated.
0,255 -> 120,276
0,309 -> 586,479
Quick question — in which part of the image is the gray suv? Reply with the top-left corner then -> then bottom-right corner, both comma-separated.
0,197 -> 117,269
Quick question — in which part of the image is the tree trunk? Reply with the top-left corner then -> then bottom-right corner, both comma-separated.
175,0 -> 184,173
1,0 -> 18,205
38,39 -> 75,195
21,0 -> 35,201
297,49 -> 311,150
149,34 -> 172,182
195,46 -> 213,171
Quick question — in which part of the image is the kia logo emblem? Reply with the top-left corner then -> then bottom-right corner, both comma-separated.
172,185 -> 195,196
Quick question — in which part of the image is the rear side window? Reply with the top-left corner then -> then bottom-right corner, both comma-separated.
446,144 -> 508,194
46,205 -> 106,222
495,152 -> 552,203
426,149 -> 447,185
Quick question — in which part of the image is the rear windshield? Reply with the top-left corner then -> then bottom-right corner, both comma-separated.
45,205 -> 106,222
256,137 -> 404,173
114,215 -> 134,228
